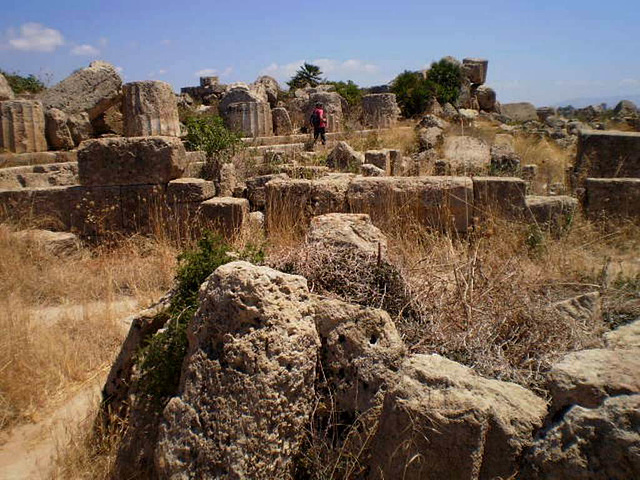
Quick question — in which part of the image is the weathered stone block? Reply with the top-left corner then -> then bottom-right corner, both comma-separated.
120,184 -> 167,233
0,100 -> 47,153
44,108 -> 74,150
585,178 -> 640,219
443,136 -> 490,174
326,141 -> 364,172
501,102 -> 538,122
271,107 -> 293,136
122,81 -> 180,137
0,73 -> 14,101
38,61 -> 122,121
77,136 -> 186,186
246,173 -> 288,210
573,130 -> 640,187
223,101 -> 273,137
462,58 -> 489,84
365,150 -> 390,174
199,197 -> 249,237
362,93 -> 400,129
473,176 -> 526,219
347,176 -> 474,232
167,178 -> 215,204
526,195 -> 578,229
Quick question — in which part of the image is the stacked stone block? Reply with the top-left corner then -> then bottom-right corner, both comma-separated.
123,81 -> 181,137
0,100 -> 47,153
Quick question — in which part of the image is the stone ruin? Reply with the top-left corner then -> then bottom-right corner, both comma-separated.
362,93 -> 400,128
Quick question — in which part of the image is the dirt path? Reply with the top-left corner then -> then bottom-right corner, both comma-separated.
0,299 -> 139,480
0,378 -> 104,480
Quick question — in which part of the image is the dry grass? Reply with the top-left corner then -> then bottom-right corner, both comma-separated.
513,136 -> 572,192
0,225 -> 178,431
343,122 -> 417,155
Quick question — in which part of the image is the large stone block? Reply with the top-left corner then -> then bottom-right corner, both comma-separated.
77,136 -> 187,186
326,141 -> 364,172
45,108 -> 74,150
362,93 -> 400,129
120,184 -> 167,233
0,186 -> 72,230
367,354 -> 547,480
155,262 -> 319,479
473,176 -> 527,219
223,101 -> 273,137
573,130 -> 640,187
0,162 -> 78,190
443,136 -> 490,174
365,150 -> 390,174
167,178 -> 215,204
462,58 -> 489,84
38,61 -> 122,120
246,173 -> 288,210
501,102 -> 538,122
198,197 -> 249,237
347,176 -> 474,232
0,100 -> 47,153
526,195 -> 578,230
473,85 -> 497,111
122,81 -> 180,137
584,178 -> 640,219
271,107 -> 293,136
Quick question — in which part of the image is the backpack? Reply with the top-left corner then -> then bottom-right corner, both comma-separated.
310,110 -> 321,127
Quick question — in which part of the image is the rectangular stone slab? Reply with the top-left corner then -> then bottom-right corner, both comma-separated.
77,136 -> 186,186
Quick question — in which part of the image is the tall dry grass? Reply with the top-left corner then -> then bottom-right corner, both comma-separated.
0,225 -> 178,431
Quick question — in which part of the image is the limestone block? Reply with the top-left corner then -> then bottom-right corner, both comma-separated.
198,197 -> 249,237
122,81 -> 180,137
501,102 -> 538,122
307,92 -> 344,133
605,318 -> 640,350
462,58 -> 489,84
613,99 -> 637,116
217,162 -> 237,197
223,101 -> 273,137
45,108 -> 74,150
0,100 -> 47,153
271,107 -> 293,135
347,176 -> 474,232
473,85 -> 497,111
367,354 -> 547,480
245,173 -> 288,210
546,348 -> 640,416
219,83 -> 266,112
38,61 -> 122,120
307,213 -> 387,258
573,130 -> 640,187
326,141 -> 364,172
361,163 -> 385,176
526,195 -> 578,229
67,112 -> 93,145
536,106 -> 556,122
417,126 -> 444,152
12,229 -> 81,256
525,395 -> 640,480
77,136 -> 187,187
585,178 -> 640,220
155,262 -> 320,479
443,136 -> 490,174
473,177 -> 526,219
0,73 -> 14,101
365,150 -> 390,174
167,178 -> 215,204
254,75 -> 280,106
312,298 -> 405,413
362,93 -> 400,129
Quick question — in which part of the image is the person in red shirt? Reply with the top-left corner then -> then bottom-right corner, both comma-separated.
310,102 -> 327,146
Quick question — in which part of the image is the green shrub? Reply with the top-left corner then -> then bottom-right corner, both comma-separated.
137,232 -> 264,402
0,70 -> 45,94
426,59 -> 463,106
391,70 -> 436,118
328,80 -> 362,106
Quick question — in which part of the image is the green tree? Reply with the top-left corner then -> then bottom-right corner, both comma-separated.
0,70 -> 45,94
287,63 -> 323,90
327,80 -> 362,106
426,59 -> 463,106
391,70 -> 436,117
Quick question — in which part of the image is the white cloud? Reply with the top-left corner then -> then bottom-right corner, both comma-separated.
70,44 -> 100,56
195,67 -> 233,78
6,22 -> 64,52
98,37 -> 108,47
148,69 -> 169,77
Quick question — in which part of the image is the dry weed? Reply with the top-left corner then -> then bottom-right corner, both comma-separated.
513,136 -> 571,192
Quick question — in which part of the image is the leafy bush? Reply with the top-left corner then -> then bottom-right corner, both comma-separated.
183,114 -> 244,179
137,232 -> 264,401
0,70 -> 45,94
391,70 -> 436,118
328,80 -> 362,106
287,63 -> 323,90
426,59 -> 463,106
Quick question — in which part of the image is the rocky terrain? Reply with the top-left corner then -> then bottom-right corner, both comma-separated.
0,56 -> 638,479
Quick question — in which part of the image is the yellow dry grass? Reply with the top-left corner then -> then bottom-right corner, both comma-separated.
0,225 -> 178,431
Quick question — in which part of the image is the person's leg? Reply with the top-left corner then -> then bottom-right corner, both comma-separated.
321,127 -> 326,145
313,128 -> 319,144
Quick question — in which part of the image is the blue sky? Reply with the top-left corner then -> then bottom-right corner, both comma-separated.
1,0 -> 639,106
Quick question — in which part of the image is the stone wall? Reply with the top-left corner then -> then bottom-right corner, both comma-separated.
123,81 -> 181,137
223,101 -> 273,137
0,100 -> 47,154
362,94 -> 400,129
